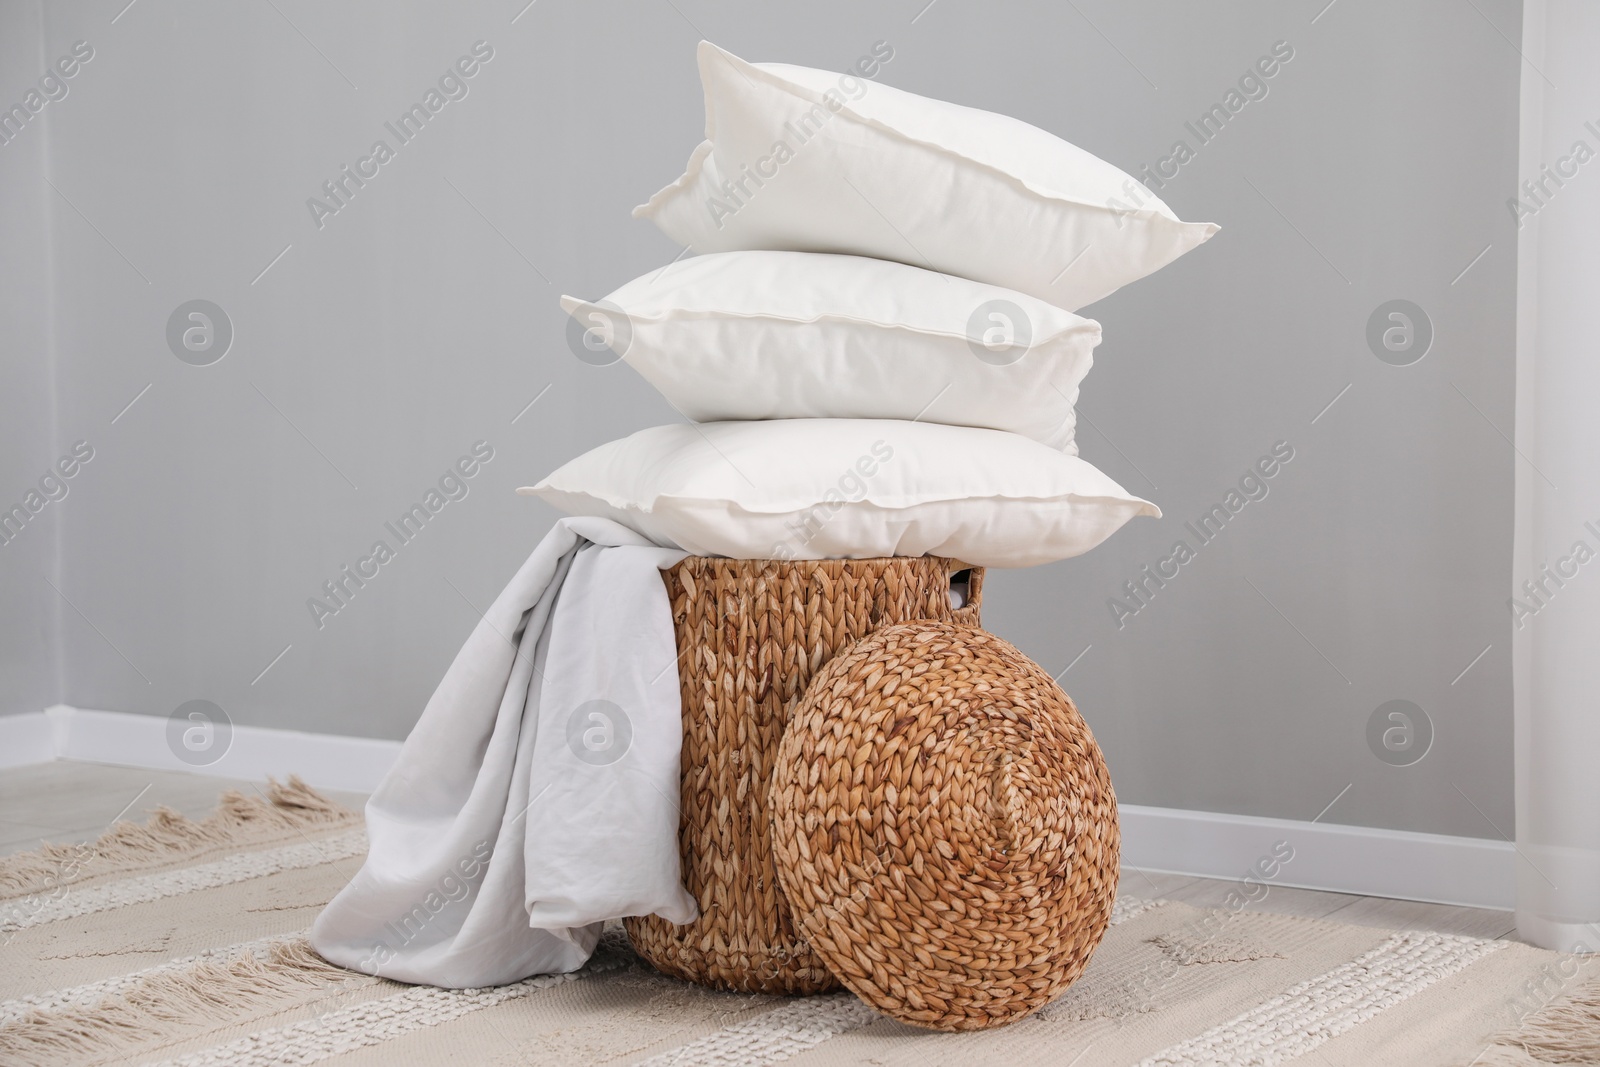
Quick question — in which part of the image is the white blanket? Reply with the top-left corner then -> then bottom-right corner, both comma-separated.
310,517 -> 696,988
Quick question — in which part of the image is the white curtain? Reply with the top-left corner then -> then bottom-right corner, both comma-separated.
1513,0 -> 1600,952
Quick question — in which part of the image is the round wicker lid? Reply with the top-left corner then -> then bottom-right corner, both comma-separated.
768,622 -> 1119,1031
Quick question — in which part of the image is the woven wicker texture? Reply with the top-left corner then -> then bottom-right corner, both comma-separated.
769,622 -> 1119,1031
624,557 -> 983,994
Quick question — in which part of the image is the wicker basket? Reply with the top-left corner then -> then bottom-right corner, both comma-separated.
623,556 -> 983,994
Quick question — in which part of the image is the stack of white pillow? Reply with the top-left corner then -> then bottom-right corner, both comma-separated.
521,43 -> 1218,568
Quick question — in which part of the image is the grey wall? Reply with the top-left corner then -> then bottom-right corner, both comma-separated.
3,0 -> 1521,839
1,0 -> 63,719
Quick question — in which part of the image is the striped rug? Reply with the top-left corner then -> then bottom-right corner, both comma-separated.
1,782 -> 1595,1066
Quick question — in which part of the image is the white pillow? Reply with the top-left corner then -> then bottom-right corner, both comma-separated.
563,251 -> 1100,453
519,420 -> 1158,568
635,42 -> 1219,312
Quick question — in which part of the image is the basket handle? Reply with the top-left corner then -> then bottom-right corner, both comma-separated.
946,561 -> 984,623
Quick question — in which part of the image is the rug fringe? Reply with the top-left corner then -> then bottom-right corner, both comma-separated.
0,937 -> 369,1067
1466,973 -> 1600,1065
0,776 -> 359,901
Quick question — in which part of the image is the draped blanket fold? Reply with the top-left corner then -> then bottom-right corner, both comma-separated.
310,517 -> 695,988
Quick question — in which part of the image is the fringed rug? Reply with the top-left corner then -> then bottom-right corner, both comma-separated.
1,782 -> 1595,1066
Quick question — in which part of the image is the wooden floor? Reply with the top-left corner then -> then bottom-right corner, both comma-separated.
0,760 -> 1523,943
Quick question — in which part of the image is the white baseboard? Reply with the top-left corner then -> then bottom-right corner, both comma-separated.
1120,804 -> 1515,911
20,705 -> 402,795
3,706 -> 1513,910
